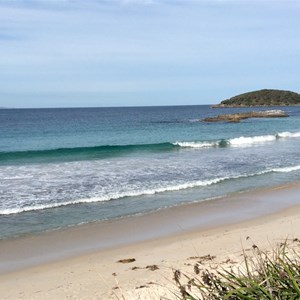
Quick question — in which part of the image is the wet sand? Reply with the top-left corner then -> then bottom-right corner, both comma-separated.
1,181 -> 300,299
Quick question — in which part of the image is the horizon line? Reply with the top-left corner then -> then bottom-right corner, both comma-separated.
0,103 -> 215,110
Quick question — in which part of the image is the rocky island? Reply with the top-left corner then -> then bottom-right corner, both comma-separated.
203,110 -> 288,123
213,89 -> 300,107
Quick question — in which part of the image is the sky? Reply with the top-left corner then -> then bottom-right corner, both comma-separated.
0,0 -> 300,108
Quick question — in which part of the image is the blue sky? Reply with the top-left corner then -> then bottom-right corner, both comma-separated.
1,0 -> 300,108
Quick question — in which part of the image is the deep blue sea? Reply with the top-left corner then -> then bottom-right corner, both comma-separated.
1,105 -> 300,239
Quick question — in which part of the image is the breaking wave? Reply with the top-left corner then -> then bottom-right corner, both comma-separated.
1,131 -> 300,164
174,131 -> 300,149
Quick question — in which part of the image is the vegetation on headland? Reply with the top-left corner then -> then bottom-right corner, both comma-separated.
203,110 -> 288,123
174,241 -> 300,300
213,89 -> 300,107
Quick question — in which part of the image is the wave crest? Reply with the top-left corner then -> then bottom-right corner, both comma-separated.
173,141 -> 220,148
229,135 -> 276,146
175,131 -> 300,149
277,131 -> 300,138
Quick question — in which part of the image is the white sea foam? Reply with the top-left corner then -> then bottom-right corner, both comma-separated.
173,141 -> 218,148
0,174 -> 257,215
2,162 -> 300,216
175,131 -> 300,150
277,131 -> 300,138
272,165 -> 300,173
229,135 -> 276,146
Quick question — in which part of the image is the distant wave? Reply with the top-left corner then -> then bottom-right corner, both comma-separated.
173,141 -> 222,148
229,135 -> 276,146
1,131 -> 300,164
174,131 -> 300,149
277,131 -> 300,138
2,164 -> 300,215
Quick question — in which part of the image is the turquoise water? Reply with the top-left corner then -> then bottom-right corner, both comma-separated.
1,105 -> 300,239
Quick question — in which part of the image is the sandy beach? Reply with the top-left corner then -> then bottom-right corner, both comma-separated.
1,182 -> 300,299
2,1 -> 300,299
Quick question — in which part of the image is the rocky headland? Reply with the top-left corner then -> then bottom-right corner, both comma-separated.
203,110 -> 288,123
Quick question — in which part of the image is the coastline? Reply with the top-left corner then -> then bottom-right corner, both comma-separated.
1,181 -> 300,298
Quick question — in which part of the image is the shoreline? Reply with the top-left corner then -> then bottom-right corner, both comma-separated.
1,181 -> 300,298
1,180 -> 300,274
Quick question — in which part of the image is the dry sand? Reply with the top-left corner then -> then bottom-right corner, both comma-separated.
1,182 -> 300,299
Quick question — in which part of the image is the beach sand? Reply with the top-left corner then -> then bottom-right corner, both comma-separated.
1,182 -> 300,299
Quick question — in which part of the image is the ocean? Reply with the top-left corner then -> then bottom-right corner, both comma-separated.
1,105 -> 300,239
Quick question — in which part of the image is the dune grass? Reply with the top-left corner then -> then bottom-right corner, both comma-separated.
174,242 -> 300,299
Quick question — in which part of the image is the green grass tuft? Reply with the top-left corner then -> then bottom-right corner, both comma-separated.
174,242 -> 300,300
